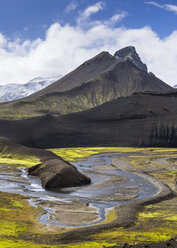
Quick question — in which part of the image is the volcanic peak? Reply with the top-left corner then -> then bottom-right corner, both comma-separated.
114,46 -> 148,72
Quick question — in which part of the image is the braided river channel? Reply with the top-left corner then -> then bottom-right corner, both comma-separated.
0,153 -> 158,227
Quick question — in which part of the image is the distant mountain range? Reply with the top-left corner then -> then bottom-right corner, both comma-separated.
0,46 -> 173,120
0,76 -> 62,103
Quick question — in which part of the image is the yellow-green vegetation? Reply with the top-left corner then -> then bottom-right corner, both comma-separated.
0,192 -> 60,248
93,198 -> 177,244
0,187 -> 116,248
122,151 -> 177,190
49,147 -> 177,244
99,208 -> 118,225
59,241 -> 117,248
49,147 -> 153,162
0,85 -> 122,120
0,152 -> 40,167
49,147 -> 177,163
94,229 -> 172,244
0,143 -> 40,167
0,239 -> 59,248
1,146 -> 177,247
92,149 -> 177,244
0,157 -> 39,167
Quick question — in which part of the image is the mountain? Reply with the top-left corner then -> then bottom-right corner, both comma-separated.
0,92 -> 177,148
0,75 -> 62,103
114,46 -> 148,72
0,46 -> 173,120
0,46 -> 176,147
28,46 -> 170,99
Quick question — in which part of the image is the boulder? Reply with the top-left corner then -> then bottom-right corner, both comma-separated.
28,158 -> 91,189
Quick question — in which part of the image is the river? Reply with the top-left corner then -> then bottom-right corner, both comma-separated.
0,153 -> 158,227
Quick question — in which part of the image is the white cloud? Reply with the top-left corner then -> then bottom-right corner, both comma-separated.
165,4 -> 177,14
145,1 -> 177,14
65,1 -> 77,13
0,3 -> 177,86
77,2 -> 105,25
145,1 -> 163,8
104,12 -> 128,26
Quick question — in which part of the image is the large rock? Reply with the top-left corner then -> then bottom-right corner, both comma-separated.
28,159 -> 91,189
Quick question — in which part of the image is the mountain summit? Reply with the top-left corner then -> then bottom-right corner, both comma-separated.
114,46 -> 147,72
0,46 -> 173,120
0,46 -> 176,148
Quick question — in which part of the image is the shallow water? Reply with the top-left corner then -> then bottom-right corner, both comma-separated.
0,153 -> 158,227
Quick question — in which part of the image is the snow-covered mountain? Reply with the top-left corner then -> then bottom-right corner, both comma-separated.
0,76 -> 62,103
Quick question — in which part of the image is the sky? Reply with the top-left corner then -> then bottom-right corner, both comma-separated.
0,0 -> 177,86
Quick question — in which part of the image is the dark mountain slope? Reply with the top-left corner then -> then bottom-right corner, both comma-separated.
28,46 -> 171,100
0,92 -> 177,148
27,51 -> 117,99
0,58 -> 173,120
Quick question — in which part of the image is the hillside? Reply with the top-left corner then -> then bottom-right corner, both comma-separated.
0,47 -> 173,120
0,92 -> 177,148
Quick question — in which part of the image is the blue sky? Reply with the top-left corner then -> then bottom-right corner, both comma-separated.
0,0 -> 176,40
0,0 -> 177,85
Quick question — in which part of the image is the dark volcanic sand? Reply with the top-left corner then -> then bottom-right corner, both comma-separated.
1,93 -> 177,148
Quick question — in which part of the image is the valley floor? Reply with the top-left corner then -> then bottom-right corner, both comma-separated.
0,147 -> 177,247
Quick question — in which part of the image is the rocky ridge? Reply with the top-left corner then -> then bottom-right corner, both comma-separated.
114,46 -> 147,72
0,47 -> 173,120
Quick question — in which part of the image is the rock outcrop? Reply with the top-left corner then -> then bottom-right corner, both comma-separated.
28,159 -> 91,189
114,46 -> 147,72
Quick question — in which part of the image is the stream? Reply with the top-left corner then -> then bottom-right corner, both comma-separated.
0,153 -> 158,227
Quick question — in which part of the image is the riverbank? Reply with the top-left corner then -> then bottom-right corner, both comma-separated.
0,144 -> 177,247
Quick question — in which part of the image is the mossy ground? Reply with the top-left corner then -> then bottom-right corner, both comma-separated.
48,147 -> 159,162
50,147 -> 177,245
94,197 -> 177,244
0,192 -> 61,247
0,143 -> 40,168
0,147 -> 177,247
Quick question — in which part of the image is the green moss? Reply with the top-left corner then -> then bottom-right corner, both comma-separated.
94,198 -> 177,243
0,239 -> 59,248
48,147 -> 151,162
60,241 -> 117,248
0,143 -> 40,167
0,157 -> 39,167
0,221 -> 29,237
1,147 -> 177,246
0,192 -> 62,247
94,229 -> 172,244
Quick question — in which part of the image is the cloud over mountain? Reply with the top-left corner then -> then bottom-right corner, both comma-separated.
0,2 -> 177,86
